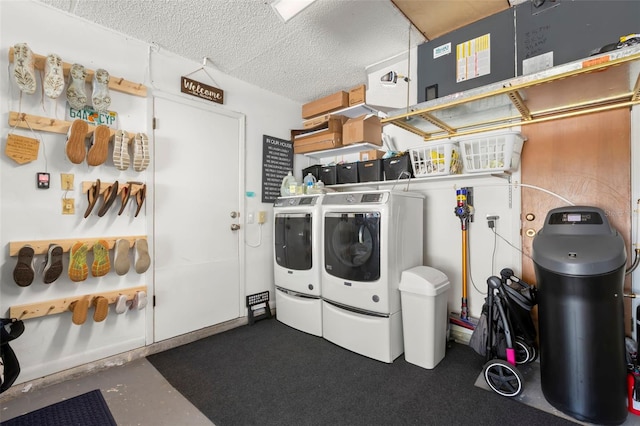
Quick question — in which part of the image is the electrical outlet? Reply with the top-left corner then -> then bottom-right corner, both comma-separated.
257,211 -> 267,224
486,215 -> 499,229
247,212 -> 255,224
61,173 -> 74,190
62,198 -> 75,215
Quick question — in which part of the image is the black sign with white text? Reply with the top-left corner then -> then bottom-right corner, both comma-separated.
262,135 -> 293,203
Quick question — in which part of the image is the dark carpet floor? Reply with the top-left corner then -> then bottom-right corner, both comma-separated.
147,319 -> 576,426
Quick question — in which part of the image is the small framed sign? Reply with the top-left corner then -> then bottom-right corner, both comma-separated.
181,76 -> 224,104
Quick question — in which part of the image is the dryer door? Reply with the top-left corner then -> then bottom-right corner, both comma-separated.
274,213 -> 313,270
324,212 -> 380,281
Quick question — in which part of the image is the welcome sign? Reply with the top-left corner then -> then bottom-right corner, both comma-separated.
181,76 -> 224,104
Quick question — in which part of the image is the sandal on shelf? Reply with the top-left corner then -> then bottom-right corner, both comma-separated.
84,179 -> 100,218
68,242 -> 89,282
13,245 -> 35,287
115,294 -> 129,314
114,239 -> 131,276
91,239 -> 111,277
97,181 -> 119,217
69,296 -> 90,325
92,296 -> 109,322
134,183 -> 146,217
118,182 -> 132,215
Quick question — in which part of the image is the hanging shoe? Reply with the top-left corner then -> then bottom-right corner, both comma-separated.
42,244 -> 64,284
117,182 -> 132,215
115,294 -> 129,314
134,239 -> 150,274
13,245 -> 35,287
43,53 -> 64,99
130,291 -> 148,310
92,68 -> 111,112
114,239 -> 131,275
112,130 -> 130,171
13,43 -> 36,95
87,125 -> 110,166
84,179 -> 100,218
68,296 -> 90,325
132,133 -> 150,172
91,239 -> 111,277
66,63 -> 87,110
68,242 -> 89,282
92,296 -> 109,322
66,119 -> 88,164
134,183 -> 146,217
97,181 -> 119,217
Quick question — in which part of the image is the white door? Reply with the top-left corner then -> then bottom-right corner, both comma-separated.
153,93 -> 245,341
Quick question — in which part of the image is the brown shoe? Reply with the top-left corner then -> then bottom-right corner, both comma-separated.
97,181 -> 119,217
13,245 -> 35,287
87,125 -> 110,166
84,179 -> 100,218
92,296 -> 109,322
69,296 -> 90,325
134,183 -> 146,217
66,119 -> 88,164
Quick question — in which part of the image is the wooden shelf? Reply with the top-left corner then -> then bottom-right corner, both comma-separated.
9,285 -> 147,320
8,111 -> 136,138
9,235 -> 147,257
8,47 -> 147,97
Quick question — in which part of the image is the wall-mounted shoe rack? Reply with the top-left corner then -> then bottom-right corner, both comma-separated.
7,46 -> 146,136
8,47 -> 147,97
9,285 -> 147,320
8,235 -> 147,256
81,180 -> 145,197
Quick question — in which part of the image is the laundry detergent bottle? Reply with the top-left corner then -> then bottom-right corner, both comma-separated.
303,173 -> 317,194
280,171 -> 297,196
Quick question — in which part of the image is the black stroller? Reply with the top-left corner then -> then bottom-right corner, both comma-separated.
469,268 -> 538,397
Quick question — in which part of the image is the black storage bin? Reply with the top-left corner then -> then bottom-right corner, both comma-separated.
319,165 -> 337,185
383,153 -> 412,180
302,164 -> 322,182
337,163 -> 358,184
358,159 -> 383,182
532,206 -> 627,425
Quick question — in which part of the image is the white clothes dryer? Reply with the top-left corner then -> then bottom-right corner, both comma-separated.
321,190 -> 424,363
273,194 -> 324,336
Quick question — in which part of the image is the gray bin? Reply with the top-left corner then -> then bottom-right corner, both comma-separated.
532,206 -> 627,425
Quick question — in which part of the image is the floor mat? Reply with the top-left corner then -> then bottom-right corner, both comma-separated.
148,319 -> 575,426
0,389 -> 116,426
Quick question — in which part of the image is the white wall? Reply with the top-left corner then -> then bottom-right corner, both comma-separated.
0,0 -> 300,384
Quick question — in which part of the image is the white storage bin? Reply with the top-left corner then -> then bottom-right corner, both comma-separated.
399,266 -> 450,369
408,141 -> 462,177
458,131 -> 526,173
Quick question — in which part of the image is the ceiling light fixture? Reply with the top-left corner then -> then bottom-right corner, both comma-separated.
271,0 -> 317,22
380,71 -> 409,87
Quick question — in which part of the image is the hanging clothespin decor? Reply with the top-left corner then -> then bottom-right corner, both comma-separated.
180,56 -> 224,104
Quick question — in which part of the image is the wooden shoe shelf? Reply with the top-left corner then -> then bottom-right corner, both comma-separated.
9,285 -> 147,320
81,180 -> 145,198
8,111 -> 136,139
8,47 -> 147,97
8,235 -> 147,256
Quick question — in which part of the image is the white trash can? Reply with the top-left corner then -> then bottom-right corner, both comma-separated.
399,266 -> 450,369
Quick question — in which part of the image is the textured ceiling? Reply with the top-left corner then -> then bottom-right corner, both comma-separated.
36,0 -> 522,104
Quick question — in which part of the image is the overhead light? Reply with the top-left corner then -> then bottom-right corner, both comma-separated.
271,0 -> 317,22
380,71 -> 409,87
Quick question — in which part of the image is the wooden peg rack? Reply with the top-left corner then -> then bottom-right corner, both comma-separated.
8,47 -> 147,97
9,285 -> 147,320
8,235 -> 147,257
81,181 -> 145,197
8,111 -> 136,139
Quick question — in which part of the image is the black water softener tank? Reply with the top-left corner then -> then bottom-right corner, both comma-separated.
532,206 -> 627,425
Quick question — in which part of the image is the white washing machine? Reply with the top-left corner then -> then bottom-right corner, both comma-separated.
321,190 -> 424,363
273,194 -> 324,336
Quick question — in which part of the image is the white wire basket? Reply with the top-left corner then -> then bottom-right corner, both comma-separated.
458,131 -> 526,173
409,141 -> 462,177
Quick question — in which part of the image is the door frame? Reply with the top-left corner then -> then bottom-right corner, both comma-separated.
150,90 -> 247,344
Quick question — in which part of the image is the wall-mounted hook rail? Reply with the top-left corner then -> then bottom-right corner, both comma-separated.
9,235 -> 147,256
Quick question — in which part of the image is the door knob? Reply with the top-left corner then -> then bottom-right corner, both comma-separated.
230,211 -> 239,218
231,223 -> 241,231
